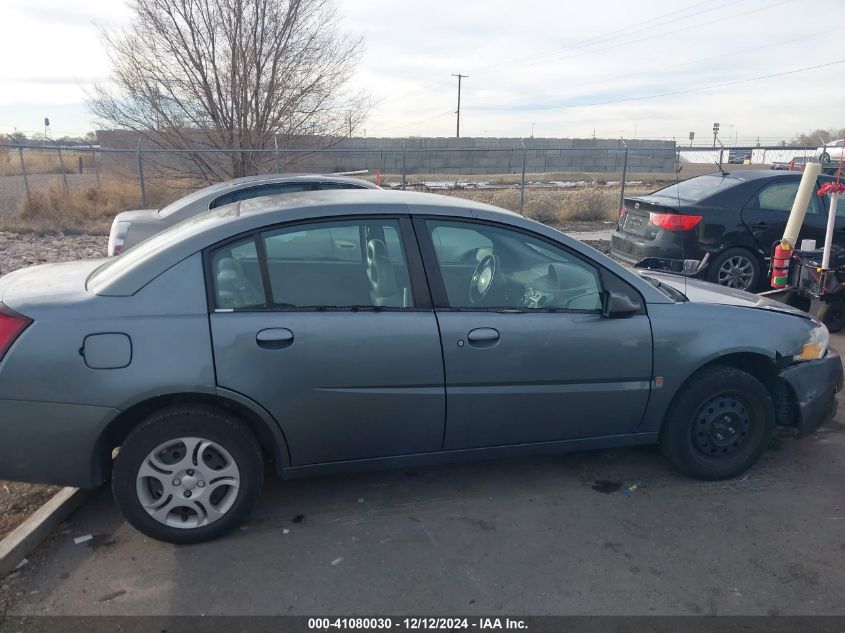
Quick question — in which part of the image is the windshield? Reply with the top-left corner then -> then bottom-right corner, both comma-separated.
649,175 -> 742,203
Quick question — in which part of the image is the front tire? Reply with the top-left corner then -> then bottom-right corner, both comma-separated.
820,151 -> 831,166
112,405 -> 264,544
707,247 -> 761,291
661,366 -> 775,480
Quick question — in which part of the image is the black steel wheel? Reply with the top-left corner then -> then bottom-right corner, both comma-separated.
691,393 -> 752,457
661,366 -> 775,480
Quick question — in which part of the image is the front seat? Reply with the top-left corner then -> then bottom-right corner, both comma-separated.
366,239 -> 404,307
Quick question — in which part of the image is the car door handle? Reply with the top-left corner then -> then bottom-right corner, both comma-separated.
752,221 -> 769,229
256,328 -> 294,350
466,327 -> 500,348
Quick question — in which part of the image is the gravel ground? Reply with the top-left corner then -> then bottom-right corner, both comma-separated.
0,232 -> 106,277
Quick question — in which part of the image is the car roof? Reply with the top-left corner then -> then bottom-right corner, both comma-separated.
700,170 -> 804,181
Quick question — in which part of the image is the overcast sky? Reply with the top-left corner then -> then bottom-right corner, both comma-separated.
1,0 -> 843,142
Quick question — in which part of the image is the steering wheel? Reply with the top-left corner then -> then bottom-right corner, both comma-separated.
469,254 -> 498,305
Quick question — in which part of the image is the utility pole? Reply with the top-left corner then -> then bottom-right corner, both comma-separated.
452,73 -> 468,138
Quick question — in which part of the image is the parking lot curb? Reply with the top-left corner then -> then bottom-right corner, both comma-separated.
0,487 -> 90,579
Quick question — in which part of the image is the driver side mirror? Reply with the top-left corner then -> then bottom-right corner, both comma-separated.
602,290 -> 642,318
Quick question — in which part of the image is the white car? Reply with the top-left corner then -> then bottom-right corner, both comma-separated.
818,139 -> 845,166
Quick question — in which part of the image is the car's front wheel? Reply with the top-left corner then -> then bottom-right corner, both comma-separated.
707,247 -> 761,291
112,405 -> 264,544
660,366 -> 775,480
820,151 -> 831,165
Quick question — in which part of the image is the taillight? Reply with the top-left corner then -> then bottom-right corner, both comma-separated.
649,212 -> 703,231
108,221 -> 131,256
0,304 -> 31,362
619,206 -> 628,221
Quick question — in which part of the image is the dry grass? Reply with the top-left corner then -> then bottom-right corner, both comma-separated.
1,178 -> 186,234
442,186 -> 648,223
0,148 -> 97,177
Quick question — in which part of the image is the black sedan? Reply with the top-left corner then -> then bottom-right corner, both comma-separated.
611,170 -> 843,291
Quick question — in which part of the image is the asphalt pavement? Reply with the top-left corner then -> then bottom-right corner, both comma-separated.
2,337 -> 844,617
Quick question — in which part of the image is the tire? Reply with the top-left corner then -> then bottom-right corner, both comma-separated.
707,247 -> 762,291
820,151 -> 831,165
816,300 -> 845,333
660,366 -> 775,480
112,405 -> 264,544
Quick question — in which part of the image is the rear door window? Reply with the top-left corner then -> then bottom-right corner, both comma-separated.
747,181 -> 821,215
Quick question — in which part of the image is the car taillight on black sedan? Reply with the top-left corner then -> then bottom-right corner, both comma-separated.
649,212 -> 703,231
0,303 -> 31,361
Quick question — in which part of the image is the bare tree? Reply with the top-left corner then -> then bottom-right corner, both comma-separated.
790,128 -> 845,147
90,0 -> 368,181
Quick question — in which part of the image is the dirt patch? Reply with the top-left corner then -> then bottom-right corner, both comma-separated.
0,482 -> 59,541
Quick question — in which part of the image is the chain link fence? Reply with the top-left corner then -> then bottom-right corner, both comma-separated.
0,139 -> 825,233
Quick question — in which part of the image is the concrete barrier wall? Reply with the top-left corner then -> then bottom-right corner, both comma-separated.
95,132 -> 677,175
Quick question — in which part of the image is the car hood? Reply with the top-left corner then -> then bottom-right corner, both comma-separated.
638,271 -> 813,319
0,259 -> 106,311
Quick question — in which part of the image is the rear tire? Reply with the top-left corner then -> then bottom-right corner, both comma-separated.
820,151 -> 831,166
112,405 -> 264,544
707,247 -> 761,291
660,366 -> 775,480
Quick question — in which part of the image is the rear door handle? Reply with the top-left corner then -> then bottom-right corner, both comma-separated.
256,328 -> 294,350
466,327 -> 500,348
752,221 -> 769,229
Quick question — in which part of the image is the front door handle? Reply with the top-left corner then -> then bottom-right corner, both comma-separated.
466,327 -> 500,348
752,221 -> 769,229
256,328 -> 294,350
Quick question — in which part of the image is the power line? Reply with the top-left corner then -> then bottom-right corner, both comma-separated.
373,0 -> 759,109
467,58 -> 845,111
516,25 -> 843,101
473,0 -> 746,74
488,0 -> 797,73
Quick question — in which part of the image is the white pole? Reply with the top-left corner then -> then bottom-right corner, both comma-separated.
822,192 -> 840,269
783,162 -> 822,247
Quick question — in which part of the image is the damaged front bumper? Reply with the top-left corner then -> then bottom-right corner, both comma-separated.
779,348 -> 843,437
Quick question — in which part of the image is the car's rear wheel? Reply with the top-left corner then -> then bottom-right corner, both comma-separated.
112,405 -> 263,544
820,151 -> 831,165
707,247 -> 761,291
660,366 -> 775,480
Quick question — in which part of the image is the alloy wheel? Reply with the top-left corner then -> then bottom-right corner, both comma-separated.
716,255 -> 755,290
